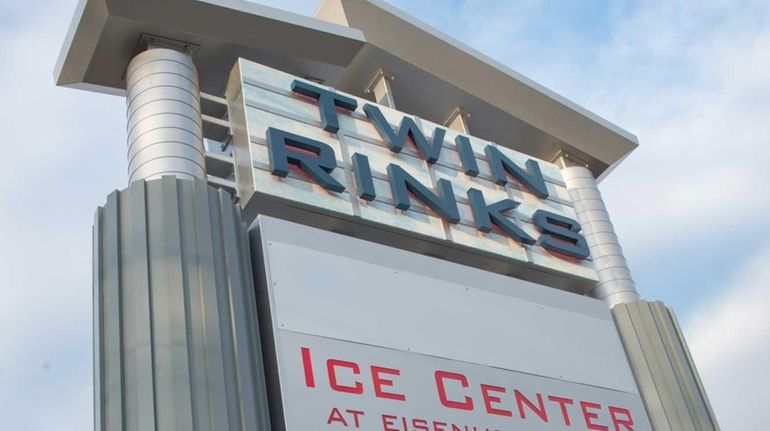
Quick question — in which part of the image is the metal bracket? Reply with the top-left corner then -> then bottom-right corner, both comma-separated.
364,69 -> 396,95
122,34 -> 201,81
444,107 -> 471,134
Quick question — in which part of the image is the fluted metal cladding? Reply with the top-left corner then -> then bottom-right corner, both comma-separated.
93,177 -> 270,431
561,165 -> 639,306
126,48 -> 206,182
613,301 -> 720,431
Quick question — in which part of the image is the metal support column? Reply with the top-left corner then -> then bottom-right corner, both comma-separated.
126,48 -> 206,182
558,157 -> 639,307
93,177 -> 271,431
557,154 -> 719,430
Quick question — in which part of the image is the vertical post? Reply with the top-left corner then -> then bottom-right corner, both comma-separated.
445,108 -> 471,134
366,69 -> 396,108
126,47 -> 206,182
557,155 -> 639,307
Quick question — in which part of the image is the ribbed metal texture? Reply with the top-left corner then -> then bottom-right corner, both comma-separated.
126,48 -> 206,182
93,177 -> 270,431
613,301 -> 720,431
561,165 -> 639,306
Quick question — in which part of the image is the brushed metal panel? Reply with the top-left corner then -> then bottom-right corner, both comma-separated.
101,192 -> 123,431
256,216 -> 638,394
358,176 -> 446,240
146,178 -> 195,429
243,82 -> 321,125
448,219 -> 529,262
119,183 -> 156,431
129,142 -> 205,173
131,158 -> 206,183
92,209 -> 102,431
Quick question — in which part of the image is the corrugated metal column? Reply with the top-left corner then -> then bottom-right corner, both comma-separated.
613,301 -> 720,430
93,177 -> 271,430
557,155 -> 719,430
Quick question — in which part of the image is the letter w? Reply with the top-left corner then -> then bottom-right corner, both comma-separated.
364,104 -> 446,164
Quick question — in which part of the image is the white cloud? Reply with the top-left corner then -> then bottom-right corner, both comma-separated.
683,242 -> 770,429
430,0 -> 770,257
594,6 -> 770,255
0,0 -> 125,429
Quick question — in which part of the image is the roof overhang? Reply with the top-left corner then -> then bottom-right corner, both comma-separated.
55,0 -> 638,178
54,0 -> 366,96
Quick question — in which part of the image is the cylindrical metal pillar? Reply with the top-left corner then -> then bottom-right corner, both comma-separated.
561,165 -> 639,306
93,177 -> 271,430
126,48 -> 206,182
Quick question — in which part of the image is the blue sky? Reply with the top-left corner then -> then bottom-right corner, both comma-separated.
1,0 -> 768,429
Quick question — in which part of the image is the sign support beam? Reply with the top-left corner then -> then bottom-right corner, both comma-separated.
445,108 -> 471,134
365,69 -> 396,108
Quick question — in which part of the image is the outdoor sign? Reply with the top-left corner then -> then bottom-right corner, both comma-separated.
226,59 -> 598,285
256,216 -> 652,431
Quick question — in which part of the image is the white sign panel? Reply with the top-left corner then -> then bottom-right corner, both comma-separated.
256,216 -> 652,431
227,59 -> 597,286
277,331 -> 650,431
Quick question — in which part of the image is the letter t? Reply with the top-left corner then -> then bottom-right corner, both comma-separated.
291,80 -> 358,133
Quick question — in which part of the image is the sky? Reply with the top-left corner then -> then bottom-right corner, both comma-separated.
0,0 -> 768,429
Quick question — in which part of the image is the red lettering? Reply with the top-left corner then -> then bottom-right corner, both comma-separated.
433,421 -> 447,431
413,418 -> 429,431
347,409 -> 365,428
480,384 -> 512,417
381,414 -> 399,431
301,347 -> 315,388
609,406 -> 635,431
434,371 -> 474,410
581,401 -> 609,431
327,359 -> 363,394
514,390 -> 548,422
371,366 -> 406,401
327,407 -> 348,426
548,395 -> 575,426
